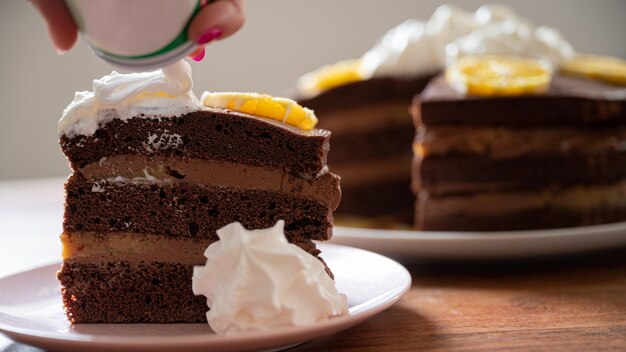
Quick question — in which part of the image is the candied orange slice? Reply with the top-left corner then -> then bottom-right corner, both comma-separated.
201,92 -> 318,130
561,55 -> 626,86
445,56 -> 553,96
297,59 -> 365,96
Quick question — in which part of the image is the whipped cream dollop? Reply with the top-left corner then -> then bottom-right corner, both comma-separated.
59,60 -> 202,138
359,4 -> 575,78
192,221 -> 348,336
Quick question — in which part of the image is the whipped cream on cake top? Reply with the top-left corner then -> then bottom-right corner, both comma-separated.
59,60 -> 202,138
192,220 -> 348,336
358,4 -> 575,78
446,20 -> 574,66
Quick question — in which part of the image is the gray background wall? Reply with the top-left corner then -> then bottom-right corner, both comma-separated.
1,0 -> 625,179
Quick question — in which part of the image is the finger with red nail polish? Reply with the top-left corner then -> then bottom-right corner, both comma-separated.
188,0 -> 245,44
196,28 -> 223,45
191,47 -> 206,62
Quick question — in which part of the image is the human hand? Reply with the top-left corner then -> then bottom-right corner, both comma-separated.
30,0 -> 246,62
186,0 -> 246,61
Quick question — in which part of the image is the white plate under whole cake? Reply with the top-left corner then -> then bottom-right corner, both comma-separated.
330,222 -> 626,261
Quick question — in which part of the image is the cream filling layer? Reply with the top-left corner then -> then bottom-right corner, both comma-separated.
61,232 -> 210,265
81,155 -> 341,209
419,180 -> 626,220
417,126 -> 626,159
62,232 -> 321,265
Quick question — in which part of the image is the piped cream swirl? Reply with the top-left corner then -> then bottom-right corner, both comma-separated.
192,220 -> 348,336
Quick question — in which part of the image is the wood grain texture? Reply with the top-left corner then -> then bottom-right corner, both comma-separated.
295,248 -> 626,351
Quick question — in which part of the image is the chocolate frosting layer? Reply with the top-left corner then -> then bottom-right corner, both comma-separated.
415,75 -> 626,126
81,155 -> 341,209
298,75 -> 435,112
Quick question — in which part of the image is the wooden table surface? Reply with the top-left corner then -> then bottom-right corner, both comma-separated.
296,251 -> 626,351
1,178 -> 626,352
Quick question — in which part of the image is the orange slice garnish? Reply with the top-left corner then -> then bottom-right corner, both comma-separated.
201,92 -> 318,130
297,59 -> 365,96
446,56 -> 553,96
561,55 -> 626,86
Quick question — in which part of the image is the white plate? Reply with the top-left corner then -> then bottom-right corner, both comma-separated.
0,243 -> 411,352
330,222 -> 626,261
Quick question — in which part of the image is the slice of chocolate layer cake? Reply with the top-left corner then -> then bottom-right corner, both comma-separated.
57,62 -> 341,323
412,71 -> 626,231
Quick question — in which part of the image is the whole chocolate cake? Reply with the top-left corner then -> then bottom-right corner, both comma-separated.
412,73 -> 626,231
294,5 -> 626,233
294,4 -> 576,225
57,62 -> 341,323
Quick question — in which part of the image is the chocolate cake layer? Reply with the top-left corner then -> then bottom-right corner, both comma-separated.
58,261 -> 209,323
326,122 -> 415,164
416,153 -> 626,195
339,177 -> 413,220
65,173 -> 334,242
298,75 -> 435,112
417,126 -> 626,159
315,101 -> 410,134
61,108 -> 330,176
416,75 -> 626,127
